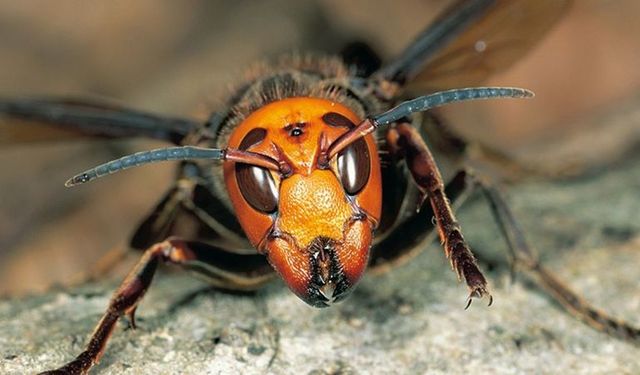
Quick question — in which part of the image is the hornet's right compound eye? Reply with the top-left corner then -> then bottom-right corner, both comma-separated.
336,138 -> 370,195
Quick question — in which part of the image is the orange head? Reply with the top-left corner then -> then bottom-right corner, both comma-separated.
223,97 -> 381,307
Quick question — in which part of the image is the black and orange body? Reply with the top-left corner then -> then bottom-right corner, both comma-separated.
5,1 -> 639,374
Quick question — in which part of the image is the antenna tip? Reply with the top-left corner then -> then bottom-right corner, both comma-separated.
65,173 -> 91,187
523,88 -> 535,98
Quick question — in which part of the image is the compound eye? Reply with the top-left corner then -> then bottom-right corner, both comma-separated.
337,138 -> 370,195
236,164 -> 278,213
235,127 -> 278,213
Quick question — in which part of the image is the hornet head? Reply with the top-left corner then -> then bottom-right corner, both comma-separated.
223,98 -> 382,307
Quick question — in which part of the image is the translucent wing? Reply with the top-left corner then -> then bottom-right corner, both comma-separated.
376,0 -> 572,92
0,98 -> 199,145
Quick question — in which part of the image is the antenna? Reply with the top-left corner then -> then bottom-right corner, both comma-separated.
65,146 -> 280,187
327,87 -> 533,158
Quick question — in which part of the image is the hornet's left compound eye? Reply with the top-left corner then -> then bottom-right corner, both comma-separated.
337,138 -> 370,195
236,164 -> 279,213
235,127 -> 278,213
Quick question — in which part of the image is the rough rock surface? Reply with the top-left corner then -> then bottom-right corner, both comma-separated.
1,153 -> 639,375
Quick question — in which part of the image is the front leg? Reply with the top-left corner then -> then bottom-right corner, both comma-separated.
39,238 -> 197,375
391,122 -> 491,307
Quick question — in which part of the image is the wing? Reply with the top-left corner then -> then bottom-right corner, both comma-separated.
375,0 -> 572,92
0,98 -> 200,145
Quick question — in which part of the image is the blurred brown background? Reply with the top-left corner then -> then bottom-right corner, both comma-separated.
1,0 -> 639,295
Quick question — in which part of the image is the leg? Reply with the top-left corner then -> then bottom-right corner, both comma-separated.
65,178 -> 242,290
369,170 -> 470,274
40,238 -> 200,374
392,122 -> 490,306
471,172 -> 640,343
131,174 -> 247,251
40,237 -> 273,374
65,175 -> 253,291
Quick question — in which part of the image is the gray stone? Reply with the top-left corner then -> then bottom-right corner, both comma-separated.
1,154 -> 639,375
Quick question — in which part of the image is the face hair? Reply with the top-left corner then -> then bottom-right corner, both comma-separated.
65,86 -> 532,188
